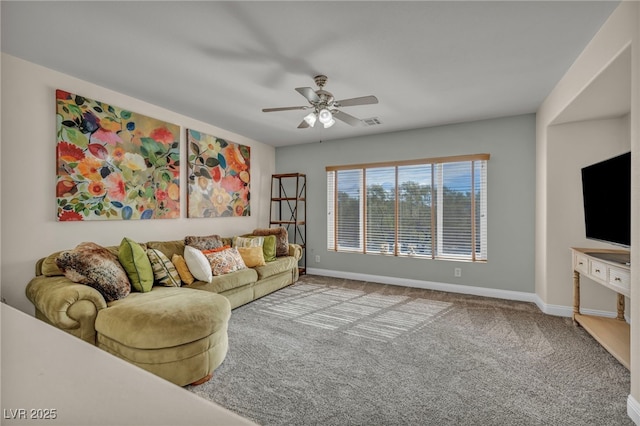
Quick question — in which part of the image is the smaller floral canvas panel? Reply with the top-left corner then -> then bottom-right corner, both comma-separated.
56,90 -> 180,221
187,129 -> 250,218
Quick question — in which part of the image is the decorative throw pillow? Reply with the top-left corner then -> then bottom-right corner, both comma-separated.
258,235 -> 277,262
237,246 -> 266,268
236,235 -> 276,262
185,234 -> 223,251
252,227 -> 288,257
234,236 -> 264,248
204,247 -> 247,276
147,248 -> 181,287
184,245 -> 213,283
172,254 -> 195,285
118,237 -> 154,293
201,245 -> 231,255
55,242 -> 131,302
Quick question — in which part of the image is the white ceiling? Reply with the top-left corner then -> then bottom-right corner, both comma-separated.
1,1 -> 620,147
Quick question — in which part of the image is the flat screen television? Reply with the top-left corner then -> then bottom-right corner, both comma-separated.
581,151 -> 631,248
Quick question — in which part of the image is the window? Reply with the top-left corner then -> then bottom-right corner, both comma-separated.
327,154 -> 489,262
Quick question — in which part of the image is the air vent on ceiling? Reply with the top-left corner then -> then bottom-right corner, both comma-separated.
363,117 -> 382,126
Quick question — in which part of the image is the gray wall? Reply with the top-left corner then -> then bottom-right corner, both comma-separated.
276,114 -> 536,293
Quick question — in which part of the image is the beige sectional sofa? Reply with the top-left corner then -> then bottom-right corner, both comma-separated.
25,237 -> 302,386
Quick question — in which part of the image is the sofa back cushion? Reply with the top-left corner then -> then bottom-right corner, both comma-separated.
41,251 -> 65,276
147,240 -> 185,260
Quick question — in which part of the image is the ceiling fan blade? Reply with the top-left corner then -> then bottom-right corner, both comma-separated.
334,95 -> 378,107
333,110 -> 364,127
297,119 -> 310,129
295,87 -> 320,104
262,106 -> 309,112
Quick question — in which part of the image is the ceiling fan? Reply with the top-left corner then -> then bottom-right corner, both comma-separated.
262,75 -> 378,129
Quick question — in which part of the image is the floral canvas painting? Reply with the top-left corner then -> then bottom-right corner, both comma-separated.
56,90 -> 180,221
187,129 -> 250,217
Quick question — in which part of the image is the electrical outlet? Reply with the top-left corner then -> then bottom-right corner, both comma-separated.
454,267 -> 462,277
315,255 -> 321,263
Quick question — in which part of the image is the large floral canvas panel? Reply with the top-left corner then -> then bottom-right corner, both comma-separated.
56,90 -> 180,221
187,129 -> 250,217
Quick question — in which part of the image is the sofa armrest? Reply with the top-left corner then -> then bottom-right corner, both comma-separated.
288,243 -> 303,260
26,275 -> 107,344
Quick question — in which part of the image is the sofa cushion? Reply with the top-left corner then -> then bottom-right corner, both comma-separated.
41,251 -> 65,276
237,246 -> 266,268
147,248 -> 181,287
184,245 -> 213,283
205,247 -> 247,276
56,242 -> 131,302
96,287 -> 230,349
146,240 -> 185,260
252,227 -> 288,257
253,256 -> 298,280
172,254 -> 195,285
118,238 -> 154,293
189,267 -> 258,294
185,234 -> 223,251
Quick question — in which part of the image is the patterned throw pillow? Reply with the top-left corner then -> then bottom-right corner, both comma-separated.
185,234 -> 223,251
147,248 -> 181,287
171,254 -> 195,285
183,245 -> 213,283
252,227 -> 288,257
56,242 -> 131,302
237,246 -> 266,267
234,236 -> 264,248
205,247 -> 247,276
202,245 -> 231,255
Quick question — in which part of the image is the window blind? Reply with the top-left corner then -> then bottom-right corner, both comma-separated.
327,154 -> 489,262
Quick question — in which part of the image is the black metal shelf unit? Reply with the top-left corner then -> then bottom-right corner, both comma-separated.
269,173 -> 306,275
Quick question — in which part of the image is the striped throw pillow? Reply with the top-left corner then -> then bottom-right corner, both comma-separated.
147,248 -> 182,287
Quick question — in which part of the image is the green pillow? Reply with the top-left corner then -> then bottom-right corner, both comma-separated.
261,235 -> 277,262
118,237 -> 154,292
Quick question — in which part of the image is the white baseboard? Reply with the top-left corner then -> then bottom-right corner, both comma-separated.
532,296 -> 620,319
306,267 -> 537,302
305,268 -> 619,319
628,395 -> 640,425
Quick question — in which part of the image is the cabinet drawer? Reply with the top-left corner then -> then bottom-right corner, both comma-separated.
609,267 -> 630,294
574,253 -> 589,274
589,260 -> 607,281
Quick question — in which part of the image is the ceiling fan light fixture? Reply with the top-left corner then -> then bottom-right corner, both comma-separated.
318,108 -> 333,125
323,118 -> 335,128
303,112 -> 317,127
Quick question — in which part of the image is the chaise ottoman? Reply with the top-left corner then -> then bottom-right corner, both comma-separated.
94,287 -> 230,386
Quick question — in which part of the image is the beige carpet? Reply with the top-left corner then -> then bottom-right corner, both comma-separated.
187,275 -> 632,425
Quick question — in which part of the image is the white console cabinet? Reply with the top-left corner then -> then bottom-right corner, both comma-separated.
571,247 -> 631,369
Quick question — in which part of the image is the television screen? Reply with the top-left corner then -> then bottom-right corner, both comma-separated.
581,152 -> 631,247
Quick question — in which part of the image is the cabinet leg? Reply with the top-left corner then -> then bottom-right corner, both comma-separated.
617,294 -> 625,321
572,271 -> 580,324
